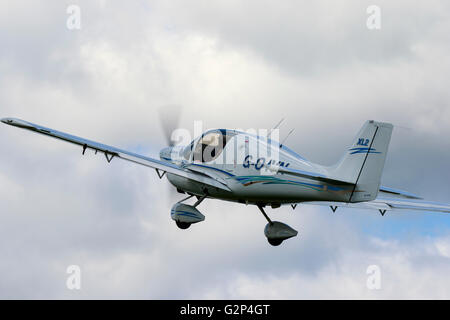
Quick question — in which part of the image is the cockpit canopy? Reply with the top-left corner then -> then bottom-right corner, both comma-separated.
183,129 -> 236,163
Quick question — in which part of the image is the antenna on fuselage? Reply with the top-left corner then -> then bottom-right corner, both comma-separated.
267,118 -> 284,138
280,128 -> 295,148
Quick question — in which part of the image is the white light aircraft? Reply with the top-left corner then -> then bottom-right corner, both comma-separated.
2,117 -> 450,246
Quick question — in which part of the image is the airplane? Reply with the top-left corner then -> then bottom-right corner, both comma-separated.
2,117 -> 450,246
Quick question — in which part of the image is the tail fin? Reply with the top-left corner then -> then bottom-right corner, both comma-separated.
330,120 -> 393,203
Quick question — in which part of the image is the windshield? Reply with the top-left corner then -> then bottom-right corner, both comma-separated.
182,141 -> 194,160
184,130 -> 235,163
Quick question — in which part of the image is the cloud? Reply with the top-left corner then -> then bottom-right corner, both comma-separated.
205,235 -> 450,299
0,0 -> 449,299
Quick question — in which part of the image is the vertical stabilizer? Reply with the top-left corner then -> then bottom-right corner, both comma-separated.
330,120 -> 393,202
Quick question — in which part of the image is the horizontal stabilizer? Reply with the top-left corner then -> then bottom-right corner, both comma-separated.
301,198 -> 450,214
379,186 -> 422,200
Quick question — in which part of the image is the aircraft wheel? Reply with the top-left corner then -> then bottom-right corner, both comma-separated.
267,238 -> 283,246
176,221 -> 191,229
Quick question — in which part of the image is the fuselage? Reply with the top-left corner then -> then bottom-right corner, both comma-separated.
160,129 -> 354,206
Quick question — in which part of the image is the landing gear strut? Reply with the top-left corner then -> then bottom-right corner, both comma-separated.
257,205 -> 273,224
257,205 -> 298,246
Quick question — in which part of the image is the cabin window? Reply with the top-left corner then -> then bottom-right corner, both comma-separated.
192,130 -> 233,163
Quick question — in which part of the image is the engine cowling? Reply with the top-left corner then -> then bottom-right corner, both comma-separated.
171,203 -> 205,224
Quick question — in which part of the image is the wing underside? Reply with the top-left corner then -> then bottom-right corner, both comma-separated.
302,197 -> 450,214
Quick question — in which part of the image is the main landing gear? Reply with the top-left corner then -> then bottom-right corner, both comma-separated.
257,205 -> 298,246
171,195 -> 207,230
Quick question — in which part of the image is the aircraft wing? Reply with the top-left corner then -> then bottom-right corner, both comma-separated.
300,197 -> 450,214
1,118 -> 231,192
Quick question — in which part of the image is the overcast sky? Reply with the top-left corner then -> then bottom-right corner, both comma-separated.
1,0 -> 450,299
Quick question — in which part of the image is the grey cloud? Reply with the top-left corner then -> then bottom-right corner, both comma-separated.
153,0 -> 450,75
0,0 -> 450,299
